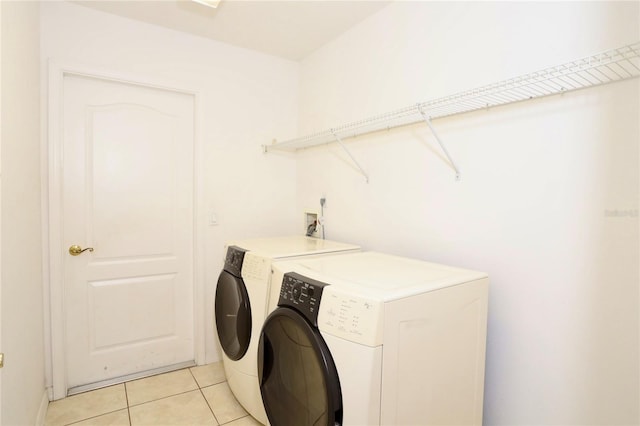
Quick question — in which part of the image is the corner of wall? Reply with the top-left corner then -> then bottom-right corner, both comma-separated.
35,390 -> 49,426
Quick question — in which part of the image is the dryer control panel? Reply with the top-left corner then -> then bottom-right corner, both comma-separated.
279,272 -> 328,327
318,287 -> 383,347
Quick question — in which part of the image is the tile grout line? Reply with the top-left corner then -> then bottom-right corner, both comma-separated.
127,387 -> 202,408
124,382 -> 132,426
58,384 -> 130,426
188,367 -> 222,425
63,406 -> 128,426
56,365 -> 249,426
125,368 -> 201,408
58,366 -> 238,426
219,414 -> 256,426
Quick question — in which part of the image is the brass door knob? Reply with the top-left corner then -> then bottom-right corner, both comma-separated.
69,245 -> 94,256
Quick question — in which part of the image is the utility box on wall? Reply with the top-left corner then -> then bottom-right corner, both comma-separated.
304,210 -> 319,238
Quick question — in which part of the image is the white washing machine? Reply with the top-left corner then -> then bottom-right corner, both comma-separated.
258,251 -> 489,426
214,236 -> 360,424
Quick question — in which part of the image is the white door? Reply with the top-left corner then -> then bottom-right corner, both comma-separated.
0,132 -> 3,423
62,74 -> 195,390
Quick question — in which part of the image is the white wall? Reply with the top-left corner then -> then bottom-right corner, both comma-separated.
1,1 -> 47,425
297,2 -> 639,425
40,1 -> 300,370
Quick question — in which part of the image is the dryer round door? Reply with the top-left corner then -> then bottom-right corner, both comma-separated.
258,307 -> 342,426
215,270 -> 251,361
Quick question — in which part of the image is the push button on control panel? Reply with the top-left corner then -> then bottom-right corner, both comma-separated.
224,246 -> 246,277
278,272 -> 329,327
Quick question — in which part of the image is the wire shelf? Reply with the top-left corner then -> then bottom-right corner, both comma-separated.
265,42 -> 640,153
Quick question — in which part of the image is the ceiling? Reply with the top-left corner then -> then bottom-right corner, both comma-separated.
72,0 -> 391,61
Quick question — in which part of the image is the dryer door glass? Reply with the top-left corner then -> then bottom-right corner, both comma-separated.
259,307 -> 342,426
215,270 -> 251,361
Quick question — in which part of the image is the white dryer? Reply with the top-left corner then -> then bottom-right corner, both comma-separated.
214,236 -> 360,424
259,251 -> 489,426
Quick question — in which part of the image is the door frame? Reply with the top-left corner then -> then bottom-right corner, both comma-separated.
45,60 -> 205,400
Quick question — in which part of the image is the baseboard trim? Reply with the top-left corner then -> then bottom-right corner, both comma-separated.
36,389 -> 49,426
67,360 -> 196,396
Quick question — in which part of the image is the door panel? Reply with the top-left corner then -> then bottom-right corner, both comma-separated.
63,74 -> 195,389
88,274 -> 177,350
89,104 -> 177,259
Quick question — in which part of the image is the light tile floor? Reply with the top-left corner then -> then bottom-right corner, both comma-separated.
45,362 -> 263,426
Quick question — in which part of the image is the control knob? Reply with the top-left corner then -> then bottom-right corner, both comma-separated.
292,284 -> 302,302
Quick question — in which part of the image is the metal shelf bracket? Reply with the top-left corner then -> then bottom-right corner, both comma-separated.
265,42 -> 639,183
417,105 -> 461,181
330,129 -> 369,183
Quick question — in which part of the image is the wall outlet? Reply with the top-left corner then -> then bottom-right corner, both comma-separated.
304,210 -> 319,238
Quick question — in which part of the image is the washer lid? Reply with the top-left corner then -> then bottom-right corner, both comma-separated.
227,235 -> 359,259
276,251 -> 488,301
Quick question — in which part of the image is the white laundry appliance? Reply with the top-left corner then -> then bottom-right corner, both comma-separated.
214,236 -> 360,424
258,251 -> 489,426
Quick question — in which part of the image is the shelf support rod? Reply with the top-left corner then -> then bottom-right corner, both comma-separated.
417,105 -> 461,180
330,129 -> 369,183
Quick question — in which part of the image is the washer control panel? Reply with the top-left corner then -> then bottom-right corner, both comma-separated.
241,253 -> 269,281
279,272 -> 328,327
224,246 -> 246,278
